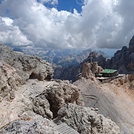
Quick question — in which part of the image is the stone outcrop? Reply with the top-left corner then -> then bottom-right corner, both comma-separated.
0,77 -> 83,128
0,116 -> 80,134
31,80 -> 83,118
0,44 -> 53,101
0,44 -> 53,82
54,103 -> 121,134
32,94 -> 53,119
81,62 -> 103,80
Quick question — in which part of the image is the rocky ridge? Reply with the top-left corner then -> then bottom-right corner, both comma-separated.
0,44 -> 121,133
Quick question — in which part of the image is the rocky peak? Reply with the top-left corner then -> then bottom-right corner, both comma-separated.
129,36 -> 134,53
129,35 -> 134,46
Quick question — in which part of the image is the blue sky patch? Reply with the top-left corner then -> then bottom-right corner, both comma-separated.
57,0 -> 83,13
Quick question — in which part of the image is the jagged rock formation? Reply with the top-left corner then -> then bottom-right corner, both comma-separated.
106,36 -> 134,73
81,62 -> 103,79
0,44 -> 53,102
32,80 -> 83,118
0,78 -> 83,128
54,103 -> 120,134
0,44 -> 53,82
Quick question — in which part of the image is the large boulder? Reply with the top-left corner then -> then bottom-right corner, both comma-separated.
54,103 -> 121,134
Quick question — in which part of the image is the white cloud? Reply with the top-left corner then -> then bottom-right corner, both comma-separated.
0,17 -> 32,46
39,0 -> 58,5
1,17 -> 13,26
0,0 -> 134,49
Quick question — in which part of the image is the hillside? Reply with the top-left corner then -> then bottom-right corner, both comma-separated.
75,75 -> 134,134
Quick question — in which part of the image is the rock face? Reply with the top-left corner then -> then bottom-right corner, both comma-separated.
54,103 -> 121,134
106,36 -> 134,73
0,44 -> 53,82
81,62 -> 103,79
0,44 -> 53,101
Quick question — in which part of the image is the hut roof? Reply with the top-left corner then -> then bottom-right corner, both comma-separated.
100,69 -> 117,74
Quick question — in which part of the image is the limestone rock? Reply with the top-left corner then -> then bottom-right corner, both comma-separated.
31,95 -> 53,119
33,80 -> 84,118
54,103 -> 121,134
0,62 -> 21,101
0,44 -> 53,82
81,62 -> 103,80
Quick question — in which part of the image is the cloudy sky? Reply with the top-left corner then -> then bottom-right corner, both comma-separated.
0,0 -> 134,50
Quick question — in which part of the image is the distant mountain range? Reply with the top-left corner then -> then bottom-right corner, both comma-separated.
12,35 -> 134,81
14,47 -> 109,67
